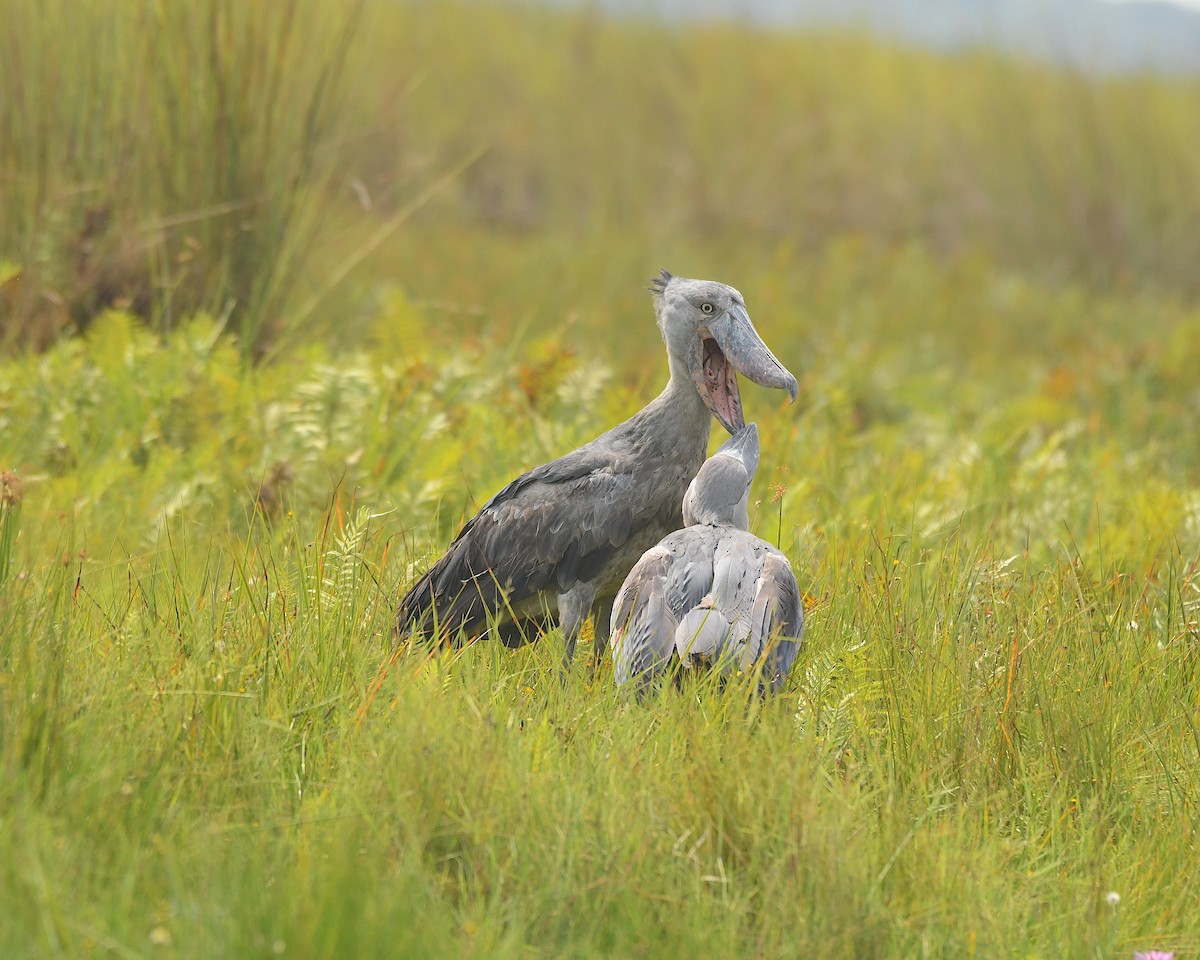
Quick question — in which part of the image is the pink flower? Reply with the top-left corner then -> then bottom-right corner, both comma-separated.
1133,951 -> 1174,960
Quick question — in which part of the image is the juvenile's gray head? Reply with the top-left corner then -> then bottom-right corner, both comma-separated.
682,423 -> 760,529
650,270 -> 799,434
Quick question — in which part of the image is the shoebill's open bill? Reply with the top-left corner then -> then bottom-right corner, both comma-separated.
610,423 -> 804,694
394,271 -> 799,667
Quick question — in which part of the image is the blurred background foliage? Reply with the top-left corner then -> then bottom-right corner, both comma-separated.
3,0 -> 1200,357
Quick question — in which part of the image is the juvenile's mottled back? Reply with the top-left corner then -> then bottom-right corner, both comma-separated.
611,423 -> 804,692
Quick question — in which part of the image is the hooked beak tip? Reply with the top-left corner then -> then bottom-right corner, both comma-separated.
712,306 -> 798,403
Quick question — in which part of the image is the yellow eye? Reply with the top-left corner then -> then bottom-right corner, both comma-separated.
700,302 -> 715,314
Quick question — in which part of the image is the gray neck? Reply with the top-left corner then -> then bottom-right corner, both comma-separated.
641,350 -> 711,450
607,344 -> 713,481
687,503 -> 749,530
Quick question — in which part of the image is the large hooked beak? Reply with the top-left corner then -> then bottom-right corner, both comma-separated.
693,304 -> 799,434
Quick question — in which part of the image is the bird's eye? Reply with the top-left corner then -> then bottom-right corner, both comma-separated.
700,302 -> 715,314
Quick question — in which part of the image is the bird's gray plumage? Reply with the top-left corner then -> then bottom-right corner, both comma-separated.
395,273 -> 798,666
611,423 -> 804,692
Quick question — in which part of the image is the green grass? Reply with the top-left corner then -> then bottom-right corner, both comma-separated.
3,0 -> 1200,956
3,250 -> 1200,956
0,0 -> 361,355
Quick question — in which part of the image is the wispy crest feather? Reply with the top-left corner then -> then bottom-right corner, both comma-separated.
648,269 -> 674,303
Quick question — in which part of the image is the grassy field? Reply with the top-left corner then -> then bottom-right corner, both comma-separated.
3,1 -> 1200,958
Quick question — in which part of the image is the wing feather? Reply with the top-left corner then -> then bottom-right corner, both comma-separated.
397,440 -> 681,639
660,528 -> 717,614
611,547 -> 678,686
754,549 -> 804,692
710,535 -> 763,661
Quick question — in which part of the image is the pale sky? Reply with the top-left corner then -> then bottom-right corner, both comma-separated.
1105,0 -> 1200,9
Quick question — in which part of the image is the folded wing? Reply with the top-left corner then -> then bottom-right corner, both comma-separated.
398,440 -> 664,640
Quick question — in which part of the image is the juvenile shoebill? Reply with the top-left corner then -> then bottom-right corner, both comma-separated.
611,423 -> 804,693
395,272 -> 798,666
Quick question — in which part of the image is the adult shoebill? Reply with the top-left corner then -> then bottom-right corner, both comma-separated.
611,423 -> 803,693
394,272 -> 798,666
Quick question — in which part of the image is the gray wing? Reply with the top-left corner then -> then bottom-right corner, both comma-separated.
699,533 -> 767,674
611,546 -> 678,686
397,438 -> 671,638
710,536 -> 761,632
660,527 -> 719,613
661,527 -> 726,665
700,532 -> 803,690
752,549 -> 804,693
612,528 -> 720,685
